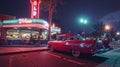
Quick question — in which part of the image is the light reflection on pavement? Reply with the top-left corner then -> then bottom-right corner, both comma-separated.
8,56 -> 13,67
0,51 -> 108,67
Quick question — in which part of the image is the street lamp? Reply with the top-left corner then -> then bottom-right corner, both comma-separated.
80,19 -> 87,24
116,32 -> 120,35
105,25 -> 110,31
105,25 -> 111,38
79,18 -> 88,37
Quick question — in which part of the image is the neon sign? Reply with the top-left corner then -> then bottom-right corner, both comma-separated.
19,19 -> 32,24
3,20 -> 18,24
3,18 -> 48,25
30,0 -> 41,18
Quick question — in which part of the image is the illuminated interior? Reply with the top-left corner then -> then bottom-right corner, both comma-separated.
6,28 -> 47,40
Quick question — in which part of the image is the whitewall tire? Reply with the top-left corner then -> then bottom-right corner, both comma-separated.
71,50 -> 80,57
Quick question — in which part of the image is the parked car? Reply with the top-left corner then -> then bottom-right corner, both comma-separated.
48,34 -> 96,57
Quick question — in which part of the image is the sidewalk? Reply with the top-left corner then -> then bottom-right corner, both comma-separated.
0,44 -> 49,55
109,41 -> 120,49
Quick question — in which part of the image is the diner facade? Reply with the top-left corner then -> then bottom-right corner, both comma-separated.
0,18 -> 61,45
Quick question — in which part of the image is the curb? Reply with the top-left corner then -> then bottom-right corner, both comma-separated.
0,48 -> 49,56
0,44 -> 47,47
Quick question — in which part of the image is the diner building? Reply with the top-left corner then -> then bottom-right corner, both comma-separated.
0,18 -> 61,45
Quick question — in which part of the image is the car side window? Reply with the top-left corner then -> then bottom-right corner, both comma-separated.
62,37 -> 67,41
57,36 -> 67,41
70,37 -> 74,40
67,37 -> 74,40
74,37 -> 80,40
57,36 -> 62,40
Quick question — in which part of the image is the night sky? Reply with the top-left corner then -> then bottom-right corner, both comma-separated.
0,0 -> 120,34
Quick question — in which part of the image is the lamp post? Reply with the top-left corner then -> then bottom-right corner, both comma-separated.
80,18 -> 88,37
105,25 -> 111,38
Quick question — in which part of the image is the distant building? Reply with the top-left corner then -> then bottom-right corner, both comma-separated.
0,14 -> 15,21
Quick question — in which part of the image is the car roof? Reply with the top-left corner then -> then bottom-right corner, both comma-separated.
58,33 -> 75,37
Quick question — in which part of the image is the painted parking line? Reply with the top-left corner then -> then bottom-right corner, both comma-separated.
47,52 -> 62,59
62,57 -> 85,65
47,53 -> 85,65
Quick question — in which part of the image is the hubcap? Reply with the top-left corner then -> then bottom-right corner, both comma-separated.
72,50 -> 80,57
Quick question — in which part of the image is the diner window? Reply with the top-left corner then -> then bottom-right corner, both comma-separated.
40,30 -> 47,40
6,29 -> 47,40
6,29 -> 20,39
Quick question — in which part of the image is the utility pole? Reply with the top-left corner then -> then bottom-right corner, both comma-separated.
48,0 -> 56,40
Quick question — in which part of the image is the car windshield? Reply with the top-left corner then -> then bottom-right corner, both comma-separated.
57,36 -> 81,40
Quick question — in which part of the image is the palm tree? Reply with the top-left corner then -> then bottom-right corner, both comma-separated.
41,0 -> 63,40
41,0 -> 63,12
92,22 -> 105,38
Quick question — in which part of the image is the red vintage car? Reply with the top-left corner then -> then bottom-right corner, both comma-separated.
48,34 -> 96,57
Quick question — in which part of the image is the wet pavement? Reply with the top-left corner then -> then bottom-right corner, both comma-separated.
0,42 -> 120,67
0,44 -> 48,55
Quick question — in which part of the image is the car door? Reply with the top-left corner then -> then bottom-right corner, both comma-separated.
58,36 -> 74,52
56,40 -> 66,51
54,36 -> 69,51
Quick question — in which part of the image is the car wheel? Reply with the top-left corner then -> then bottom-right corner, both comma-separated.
49,46 -> 54,52
93,45 -> 98,53
71,50 -> 80,57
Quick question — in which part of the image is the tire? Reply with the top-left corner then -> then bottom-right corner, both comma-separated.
93,44 -> 106,53
49,46 -> 54,52
71,50 -> 80,57
93,45 -> 98,52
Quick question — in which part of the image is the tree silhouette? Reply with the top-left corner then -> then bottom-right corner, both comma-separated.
41,0 -> 63,40
92,22 -> 105,38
